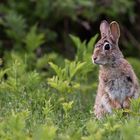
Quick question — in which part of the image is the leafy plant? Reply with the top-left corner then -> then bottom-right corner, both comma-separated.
0,33 -> 139,140
24,25 -> 45,52
3,11 -> 27,44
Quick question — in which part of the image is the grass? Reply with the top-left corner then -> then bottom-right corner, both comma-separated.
0,35 -> 140,140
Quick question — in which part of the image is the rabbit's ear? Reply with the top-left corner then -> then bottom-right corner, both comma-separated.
100,20 -> 110,38
110,21 -> 120,42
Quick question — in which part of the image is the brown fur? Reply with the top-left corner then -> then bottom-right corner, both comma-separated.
92,20 -> 139,119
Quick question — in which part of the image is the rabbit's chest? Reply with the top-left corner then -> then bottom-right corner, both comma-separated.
104,77 -> 132,102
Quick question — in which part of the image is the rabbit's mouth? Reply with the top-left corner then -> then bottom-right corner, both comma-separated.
92,58 -> 105,65
94,61 -> 105,65
92,56 -> 107,65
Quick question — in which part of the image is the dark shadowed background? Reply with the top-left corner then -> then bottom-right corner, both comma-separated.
0,0 -> 140,60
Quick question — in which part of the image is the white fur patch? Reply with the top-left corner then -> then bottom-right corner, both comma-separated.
105,77 -> 133,103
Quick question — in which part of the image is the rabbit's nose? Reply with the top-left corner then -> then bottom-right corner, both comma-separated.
93,57 -> 97,61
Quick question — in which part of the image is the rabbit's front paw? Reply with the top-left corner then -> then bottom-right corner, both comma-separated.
94,105 -> 106,119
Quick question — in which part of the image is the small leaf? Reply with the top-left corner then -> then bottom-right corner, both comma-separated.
87,34 -> 98,53
24,25 -> 45,52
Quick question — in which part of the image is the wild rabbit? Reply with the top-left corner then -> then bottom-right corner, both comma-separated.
92,20 -> 140,119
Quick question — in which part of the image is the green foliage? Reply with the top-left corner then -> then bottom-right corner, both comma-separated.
127,58 -> 140,80
0,33 -> 140,140
70,34 -> 98,61
0,111 -> 29,140
3,11 -> 26,44
0,0 -> 139,139
33,124 -> 57,140
121,119 -> 140,140
49,60 -> 86,81
0,0 -> 137,58
24,25 -> 45,52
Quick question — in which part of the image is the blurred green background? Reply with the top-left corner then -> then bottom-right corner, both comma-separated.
0,0 -> 140,60
0,1 -> 140,140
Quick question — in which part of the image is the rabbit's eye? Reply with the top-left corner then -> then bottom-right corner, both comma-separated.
104,43 -> 110,50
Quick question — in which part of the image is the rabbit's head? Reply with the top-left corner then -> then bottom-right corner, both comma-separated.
92,20 -> 123,65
